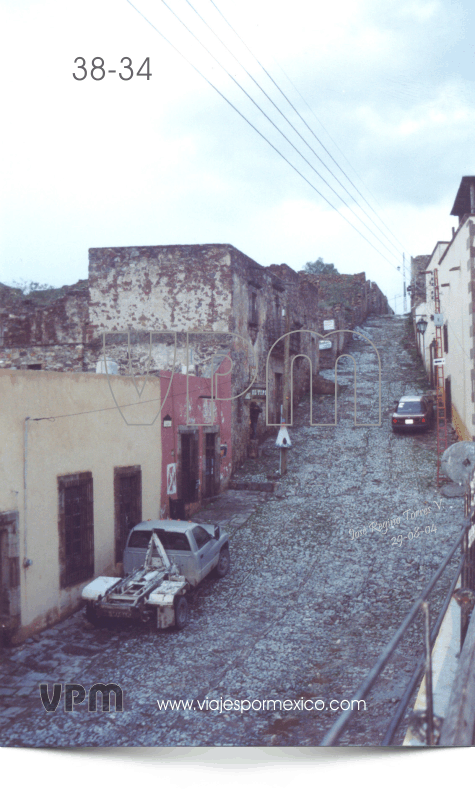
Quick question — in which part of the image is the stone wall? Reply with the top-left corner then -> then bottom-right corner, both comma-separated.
410,254 -> 431,309
301,271 -> 391,367
1,246 -> 390,472
0,281 -> 90,371
267,263 -> 320,418
86,247 -> 321,468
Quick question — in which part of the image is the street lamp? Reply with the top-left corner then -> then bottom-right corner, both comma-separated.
416,317 -> 428,366
416,317 -> 428,335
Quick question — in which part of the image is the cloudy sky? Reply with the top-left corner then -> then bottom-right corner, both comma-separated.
1,3 -> 475,777
1,0 -> 474,312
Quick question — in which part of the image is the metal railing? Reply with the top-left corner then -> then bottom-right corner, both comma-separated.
320,507 -> 475,746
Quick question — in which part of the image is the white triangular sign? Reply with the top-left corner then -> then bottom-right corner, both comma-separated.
276,425 -> 292,448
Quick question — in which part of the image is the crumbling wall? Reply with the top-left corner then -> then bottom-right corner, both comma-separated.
302,271 -> 390,367
88,245 -> 234,334
267,263 -> 320,404
410,255 -> 431,309
1,246 -> 391,475
368,281 -> 391,314
87,244 -> 239,377
0,281 -> 90,371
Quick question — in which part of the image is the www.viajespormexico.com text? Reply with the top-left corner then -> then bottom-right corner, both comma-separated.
157,697 -> 367,714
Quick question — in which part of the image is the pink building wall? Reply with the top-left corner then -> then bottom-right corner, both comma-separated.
159,359 -> 232,519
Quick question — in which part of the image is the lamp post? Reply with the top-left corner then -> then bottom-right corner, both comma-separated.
416,317 -> 428,367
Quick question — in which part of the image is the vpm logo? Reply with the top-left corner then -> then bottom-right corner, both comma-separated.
102,329 -> 258,426
101,326 -> 382,428
39,682 -> 124,712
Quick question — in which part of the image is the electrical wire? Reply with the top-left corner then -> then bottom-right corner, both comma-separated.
27,376 -> 225,422
185,0 -> 404,262
271,61 -> 411,254
208,0 -> 411,256
125,0 -> 401,273
161,0 -> 402,269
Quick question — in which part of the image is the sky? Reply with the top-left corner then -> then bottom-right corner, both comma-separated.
2,2 -> 475,775
1,0 -> 475,313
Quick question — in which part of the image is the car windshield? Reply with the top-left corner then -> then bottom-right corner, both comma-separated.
397,401 -> 422,414
128,529 -> 191,552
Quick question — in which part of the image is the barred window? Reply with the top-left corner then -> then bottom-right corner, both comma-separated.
58,473 -> 94,588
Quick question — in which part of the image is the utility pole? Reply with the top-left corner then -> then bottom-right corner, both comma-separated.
283,301 -> 290,424
403,253 -> 407,314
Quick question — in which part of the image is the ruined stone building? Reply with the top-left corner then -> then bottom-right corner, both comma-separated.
409,255 -> 431,310
0,243 -> 393,641
297,270 -> 392,367
1,244 -> 392,518
87,245 -> 321,470
0,280 -> 90,371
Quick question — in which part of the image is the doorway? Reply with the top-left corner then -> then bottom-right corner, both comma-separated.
114,466 -> 142,564
180,430 -> 199,504
204,432 -> 217,498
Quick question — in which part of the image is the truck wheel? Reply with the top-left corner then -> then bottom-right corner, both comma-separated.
215,547 -> 230,578
85,602 -> 111,628
85,602 -> 104,627
174,596 -> 188,630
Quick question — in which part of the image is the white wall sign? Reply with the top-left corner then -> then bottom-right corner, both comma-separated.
167,463 -> 177,495
245,388 -> 267,399
323,320 -> 335,330
319,340 -> 332,350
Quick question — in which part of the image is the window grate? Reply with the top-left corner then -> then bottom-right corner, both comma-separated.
58,473 -> 94,589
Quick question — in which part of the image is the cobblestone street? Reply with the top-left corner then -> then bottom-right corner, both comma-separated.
0,314 -> 464,747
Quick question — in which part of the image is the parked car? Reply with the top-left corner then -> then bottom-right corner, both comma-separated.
82,520 -> 230,631
391,394 -> 435,433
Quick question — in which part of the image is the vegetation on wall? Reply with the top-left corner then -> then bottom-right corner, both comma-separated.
3,279 -> 89,303
303,257 -> 339,276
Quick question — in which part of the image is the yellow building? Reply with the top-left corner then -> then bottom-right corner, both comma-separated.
0,369 -> 162,643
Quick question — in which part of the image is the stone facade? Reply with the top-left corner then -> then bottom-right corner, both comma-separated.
88,246 -> 320,468
1,244 -> 390,471
410,255 -> 431,309
300,271 -> 392,367
0,281 -> 90,371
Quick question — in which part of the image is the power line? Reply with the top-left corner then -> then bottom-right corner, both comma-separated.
125,1 -> 400,271
185,0 -> 404,263
160,0 -> 402,269
273,62 -> 411,254
208,0 -> 411,256
27,377 -> 224,422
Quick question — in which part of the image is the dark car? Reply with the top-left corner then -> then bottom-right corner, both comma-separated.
391,394 -> 434,433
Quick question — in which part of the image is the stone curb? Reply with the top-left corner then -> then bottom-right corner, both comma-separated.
228,482 -> 275,493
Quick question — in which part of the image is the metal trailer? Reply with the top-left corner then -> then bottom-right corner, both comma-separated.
82,532 -> 190,630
